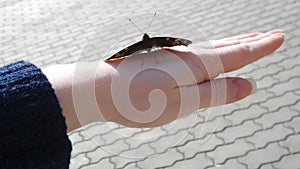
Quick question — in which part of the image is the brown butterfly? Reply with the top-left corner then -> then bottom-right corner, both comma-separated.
105,33 -> 192,61
105,13 -> 192,61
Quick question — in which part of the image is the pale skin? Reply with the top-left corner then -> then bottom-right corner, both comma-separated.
42,30 -> 284,132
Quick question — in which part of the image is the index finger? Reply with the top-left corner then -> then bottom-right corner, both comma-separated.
167,31 -> 284,80
215,32 -> 285,72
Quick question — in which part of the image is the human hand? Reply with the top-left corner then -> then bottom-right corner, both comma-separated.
43,30 -> 284,131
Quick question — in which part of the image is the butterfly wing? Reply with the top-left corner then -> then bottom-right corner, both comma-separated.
105,36 -> 192,61
150,37 -> 192,47
105,40 -> 148,61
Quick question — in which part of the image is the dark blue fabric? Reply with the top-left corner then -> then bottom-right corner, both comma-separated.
0,61 -> 72,169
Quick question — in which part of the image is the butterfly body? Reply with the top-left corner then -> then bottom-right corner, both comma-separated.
105,33 -> 192,61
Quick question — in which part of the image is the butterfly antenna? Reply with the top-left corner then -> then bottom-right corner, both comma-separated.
146,12 -> 157,32
128,18 -> 144,34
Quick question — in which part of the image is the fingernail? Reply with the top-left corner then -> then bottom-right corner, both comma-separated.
269,29 -> 283,34
246,78 -> 257,94
272,32 -> 285,37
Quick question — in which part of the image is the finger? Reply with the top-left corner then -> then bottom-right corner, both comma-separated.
210,30 -> 283,48
191,32 -> 262,49
163,31 -> 284,80
180,77 -> 256,109
219,32 -> 261,41
221,29 -> 282,41
216,32 -> 284,72
210,31 -> 273,48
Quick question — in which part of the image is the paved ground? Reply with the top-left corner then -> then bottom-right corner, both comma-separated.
1,0 -> 300,168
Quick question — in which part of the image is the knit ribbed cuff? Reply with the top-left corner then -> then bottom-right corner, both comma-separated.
0,61 -> 72,169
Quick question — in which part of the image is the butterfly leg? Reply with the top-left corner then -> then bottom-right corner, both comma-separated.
141,55 -> 144,66
154,54 -> 160,63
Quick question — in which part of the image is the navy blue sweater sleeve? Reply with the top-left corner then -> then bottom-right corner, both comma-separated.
0,61 -> 72,169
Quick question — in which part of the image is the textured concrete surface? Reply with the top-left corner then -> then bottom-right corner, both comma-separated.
1,0 -> 300,168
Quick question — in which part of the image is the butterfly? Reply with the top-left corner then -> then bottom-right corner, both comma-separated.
105,33 -> 192,61
105,13 -> 192,61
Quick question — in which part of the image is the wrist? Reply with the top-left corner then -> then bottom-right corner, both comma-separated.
42,63 -> 80,132
42,61 -> 119,132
